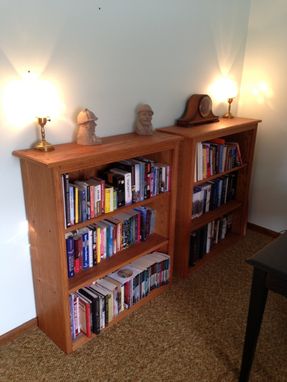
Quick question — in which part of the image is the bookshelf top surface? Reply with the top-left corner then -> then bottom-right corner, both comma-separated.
157,117 -> 261,140
12,131 -> 182,168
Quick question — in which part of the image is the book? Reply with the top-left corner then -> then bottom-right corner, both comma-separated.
96,222 -> 107,260
74,181 -> 88,222
76,228 -> 90,270
95,278 -> 117,318
89,283 -> 113,325
62,174 -> 71,227
105,216 -> 122,253
150,252 -> 170,285
192,186 -> 204,219
196,142 -> 203,181
127,264 -> 144,304
87,224 -> 98,265
103,220 -> 116,257
128,261 -> 147,299
70,184 -> 79,224
65,233 -> 75,278
108,266 -> 137,309
131,158 -> 145,201
69,183 -> 75,225
76,292 -> 92,337
86,178 -> 103,217
104,276 -> 125,313
135,157 -> 154,199
104,184 -> 114,213
72,293 -> 80,337
73,234 -> 82,273
109,168 -> 132,205
93,177 -> 105,214
69,294 -> 76,340
113,160 -> 136,203
104,170 -> 125,208
78,287 -> 101,334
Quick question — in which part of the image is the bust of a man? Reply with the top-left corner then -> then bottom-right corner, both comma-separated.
134,104 -> 154,136
76,108 -> 101,145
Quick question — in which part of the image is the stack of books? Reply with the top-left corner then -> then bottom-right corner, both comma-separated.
69,251 -> 170,339
62,157 -> 170,228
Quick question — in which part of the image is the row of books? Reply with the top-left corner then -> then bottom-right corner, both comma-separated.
69,251 -> 170,339
62,157 -> 170,228
66,206 -> 155,278
194,138 -> 243,181
192,173 -> 238,219
189,214 -> 232,266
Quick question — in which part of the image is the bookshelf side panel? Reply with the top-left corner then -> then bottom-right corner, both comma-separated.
20,160 -> 71,352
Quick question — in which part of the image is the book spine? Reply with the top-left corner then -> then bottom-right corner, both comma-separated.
69,184 -> 75,226
73,235 -> 82,273
65,234 -> 75,278
63,174 -> 71,227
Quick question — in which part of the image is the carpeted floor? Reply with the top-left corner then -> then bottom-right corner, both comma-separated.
1,229 -> 287,382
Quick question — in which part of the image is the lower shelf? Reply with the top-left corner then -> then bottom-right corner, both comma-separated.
187,232 -> 242,276
72,283 -> 170,352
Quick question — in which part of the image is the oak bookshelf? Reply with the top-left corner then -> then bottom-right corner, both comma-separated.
13,132 -> 181,353
158,117 -> 260,277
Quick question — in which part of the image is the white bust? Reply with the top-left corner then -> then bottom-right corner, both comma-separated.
76,108 -> 101,145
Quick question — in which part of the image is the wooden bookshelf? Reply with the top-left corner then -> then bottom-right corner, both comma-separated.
13,131 -> 181,353
158,117 -> 260,277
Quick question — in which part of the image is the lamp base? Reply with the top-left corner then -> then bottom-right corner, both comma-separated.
34,139 -> 55,152
222,112 -> 234,119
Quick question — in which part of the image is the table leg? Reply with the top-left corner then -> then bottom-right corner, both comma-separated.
239,267 -> 268,382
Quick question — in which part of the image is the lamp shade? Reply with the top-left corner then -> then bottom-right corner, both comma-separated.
209,76 -> 238,103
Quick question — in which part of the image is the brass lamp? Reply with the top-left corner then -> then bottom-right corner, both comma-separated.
34,117 -> 55,152
222,78 -> 238,119
223,97 -> 235,119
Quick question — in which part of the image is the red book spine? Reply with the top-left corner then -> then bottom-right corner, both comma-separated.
74,236 -> 82,273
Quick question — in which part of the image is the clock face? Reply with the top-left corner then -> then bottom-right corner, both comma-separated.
199,95 -> 212,118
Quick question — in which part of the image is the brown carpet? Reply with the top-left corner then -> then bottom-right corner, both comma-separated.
1,229 -> 287,382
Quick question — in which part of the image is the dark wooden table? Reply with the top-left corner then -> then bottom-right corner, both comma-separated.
239,232 -> 287,381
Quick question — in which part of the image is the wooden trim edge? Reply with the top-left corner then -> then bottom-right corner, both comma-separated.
247,222 -> 280,238
0,318 -> 37,346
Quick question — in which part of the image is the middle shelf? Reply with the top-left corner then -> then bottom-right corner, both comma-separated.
68,233 -> 168,292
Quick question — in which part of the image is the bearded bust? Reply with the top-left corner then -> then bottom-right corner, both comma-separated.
134,104 -> 154,136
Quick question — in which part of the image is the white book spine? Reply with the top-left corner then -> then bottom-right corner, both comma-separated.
124,172 -> 132,205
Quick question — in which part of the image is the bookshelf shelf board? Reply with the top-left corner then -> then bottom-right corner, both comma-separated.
13,132 -> 180,170
68,233 -> 168,293
190,200 -> 242,232
194,164 -> 247,187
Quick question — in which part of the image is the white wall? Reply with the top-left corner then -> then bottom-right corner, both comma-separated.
238,0 -> 287,232
0,0 -> 251,335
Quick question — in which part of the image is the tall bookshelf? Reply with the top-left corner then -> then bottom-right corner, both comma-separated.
158,117 -> 260,277
13,132 -> 181,353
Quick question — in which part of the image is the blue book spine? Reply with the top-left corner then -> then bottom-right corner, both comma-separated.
66,235 -> 75,278
107,224 -> 113,258
82,231 -> 89,270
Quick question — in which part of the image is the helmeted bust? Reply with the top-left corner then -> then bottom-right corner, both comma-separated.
76,108 -> 101,145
